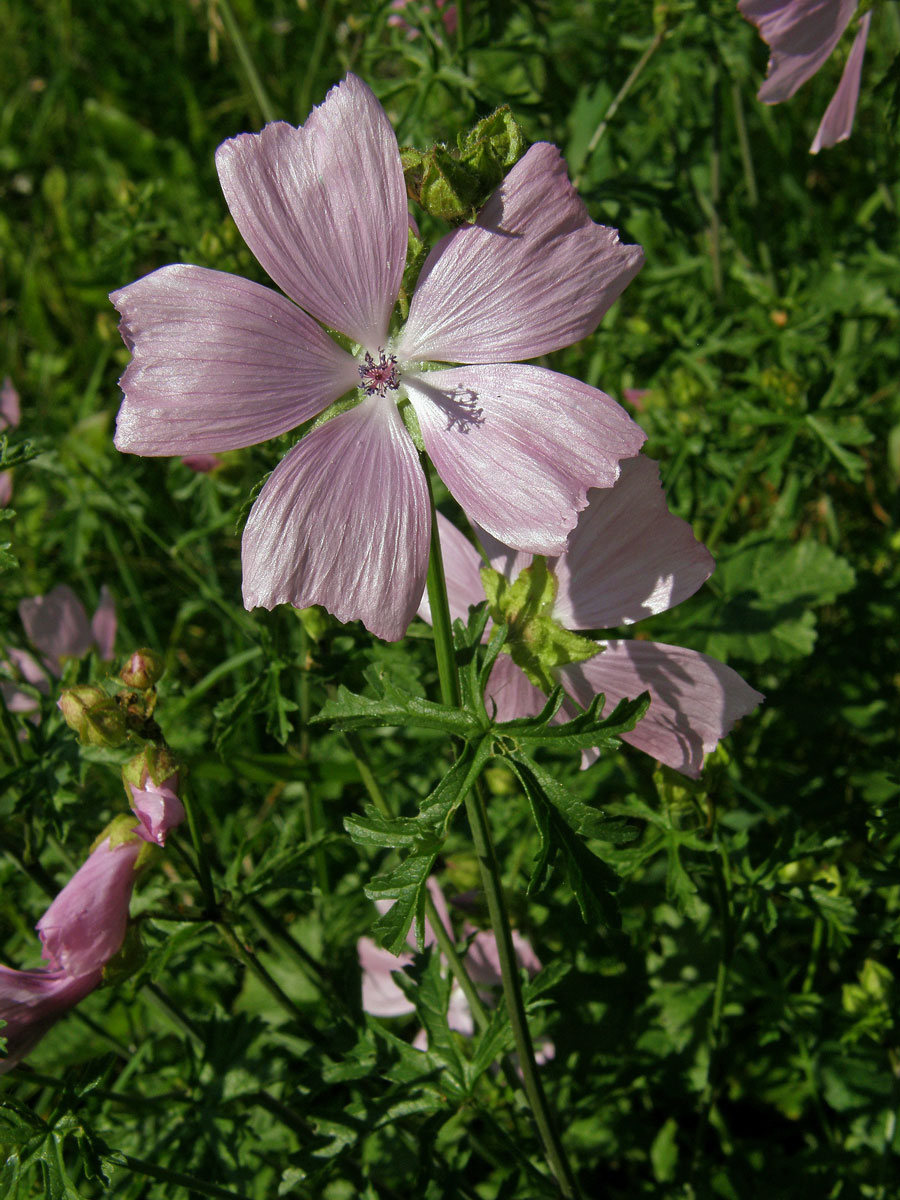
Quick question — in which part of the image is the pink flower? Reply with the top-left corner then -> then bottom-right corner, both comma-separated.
111,74 -> 646,641
420,455 -> 764,777
0,375 -> 21,507
739,0 -> 872,152
129,776 -> 185,846
1,831 -> 144,1073
359,879 -> 549,1056
181,453 -> 221,473
388,0 -> 458,40
1,585 -> 117,716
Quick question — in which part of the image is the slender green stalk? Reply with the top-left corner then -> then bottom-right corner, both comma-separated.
423,461 -> 582,1200
180,780 -> 218,916
114,1152 -> 254,1200
298,0 -> 336,120
573,25 -> 665,188
216,0 -> 277,125
216,919 -> 320,1042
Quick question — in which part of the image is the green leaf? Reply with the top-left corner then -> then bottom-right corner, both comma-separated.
313,679 -> 479,738
366,850 -> 441,955
393,948 -> 467,1087
498,691 -> 650,754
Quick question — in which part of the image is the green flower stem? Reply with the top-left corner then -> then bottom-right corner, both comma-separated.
113,1152 -> 254,1200
216,919 -> 320,1042
179,781 -> 218,916
573,23 -> 665,188
423,462 -> 582,1200
216,0 -> 277,125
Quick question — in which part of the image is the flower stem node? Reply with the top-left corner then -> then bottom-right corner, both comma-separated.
58,686 -> 127,747
481,558 -> 600,693
119,648 -> 165,690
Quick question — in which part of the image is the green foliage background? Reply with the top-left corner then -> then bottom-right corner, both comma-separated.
1,0 -> 899,1196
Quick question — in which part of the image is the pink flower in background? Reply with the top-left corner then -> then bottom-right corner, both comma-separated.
129,776 -> 185,846
111,73 -> 646,641
359,879 -> 548,1055
389,0 -> 457,40
1,585 -> 116,716
0,375 -> 21,507
739,0 -> 872,152
1,831 -> 146,1073
181,453 -> 221,473
420,456 -> 764,777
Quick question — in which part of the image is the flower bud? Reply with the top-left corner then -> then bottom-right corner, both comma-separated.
58,686 -> 127,746
119,648 -> 165,690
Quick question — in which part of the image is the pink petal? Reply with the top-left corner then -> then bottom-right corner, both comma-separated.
358,937 -> 415,1018
215,75 -> 407,349
483,653 -> 549,723
465,927 -> 541,985
20,586 -> 92,663
90,586 -> 117,661
559,641 -> 764,777
416,512 -> 485,626
0,471 -> 11,507
241,397 -> 430,642
404,364 -> 645,555
549,456 -> 714,630
0,377 -> 20,429
396,143 -> 643,364
472,525 -> 533,585
36,836 -> 142,978
2,647 -> 49,715
810,11 -> 870,152
112,265 -> 358,455
446,985 -> 475,1037
0,965 -> 101,1074
739,0 -> 858,102
130,779 -> 186,847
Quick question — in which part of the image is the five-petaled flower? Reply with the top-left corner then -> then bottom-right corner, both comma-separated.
420,455 -> 764,777
739,0 -> 871,153
111,73 -> 646,641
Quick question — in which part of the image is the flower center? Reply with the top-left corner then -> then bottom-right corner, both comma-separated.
359,349 -> 401,397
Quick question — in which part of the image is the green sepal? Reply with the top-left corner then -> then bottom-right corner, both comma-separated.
100,923 -> 146,988
481,558 -> 601,691
397,227 -> 427,321
401,107 -> 529,225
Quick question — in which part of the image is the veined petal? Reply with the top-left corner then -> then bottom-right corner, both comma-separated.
216,75 -> 407,348
405,364 -> 645,555
810,11 -> 870,152
20,586 -> 92,663
559,641 -> 764,778
242,397 -> 430,642
397,143 -> 643,364
550,456 -> 714,630
0,966 -> 101,1075
739,0 -> 858,103
112,265 -> 358,455
484,653 -> 548,723
417,512 -> 485,625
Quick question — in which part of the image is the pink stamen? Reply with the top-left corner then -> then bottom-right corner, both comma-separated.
359,350 -> 401,397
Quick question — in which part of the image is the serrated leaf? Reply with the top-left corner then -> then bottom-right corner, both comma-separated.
366,850 -> 440,955
345,808 -> 428,848
499,691 -> 650,753
313,680 -> 478,738
393,949 -> 467,1086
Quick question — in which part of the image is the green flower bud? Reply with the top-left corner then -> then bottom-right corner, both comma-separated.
120,648 -> 165,690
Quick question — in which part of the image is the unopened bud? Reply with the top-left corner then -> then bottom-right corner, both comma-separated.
58,686 -> 128,747
119,648 -> 165,690
122,745 -> 179,793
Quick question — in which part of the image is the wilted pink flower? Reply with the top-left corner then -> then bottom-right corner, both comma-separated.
739,0 -> 872,152
1,831 -> 144,1073
0,375 -> 21,507
111,74 -> 646,641
359,879 -> 548,1056
420,455 -> 763,777
1,585 -> 117,716
129,777 -> 185,846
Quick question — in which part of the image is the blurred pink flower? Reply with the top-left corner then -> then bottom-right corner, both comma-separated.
388,0 -> 457,40
1,585 -> 117,717
1,831 -> 144,1073
111,73 -> 646,641
739,0 -> 871,152
181,453 -> 221,473
129,776 -> 185,846
359,879 -> 549,1057
420,455 -> 764,777
0,375 -> 21,507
